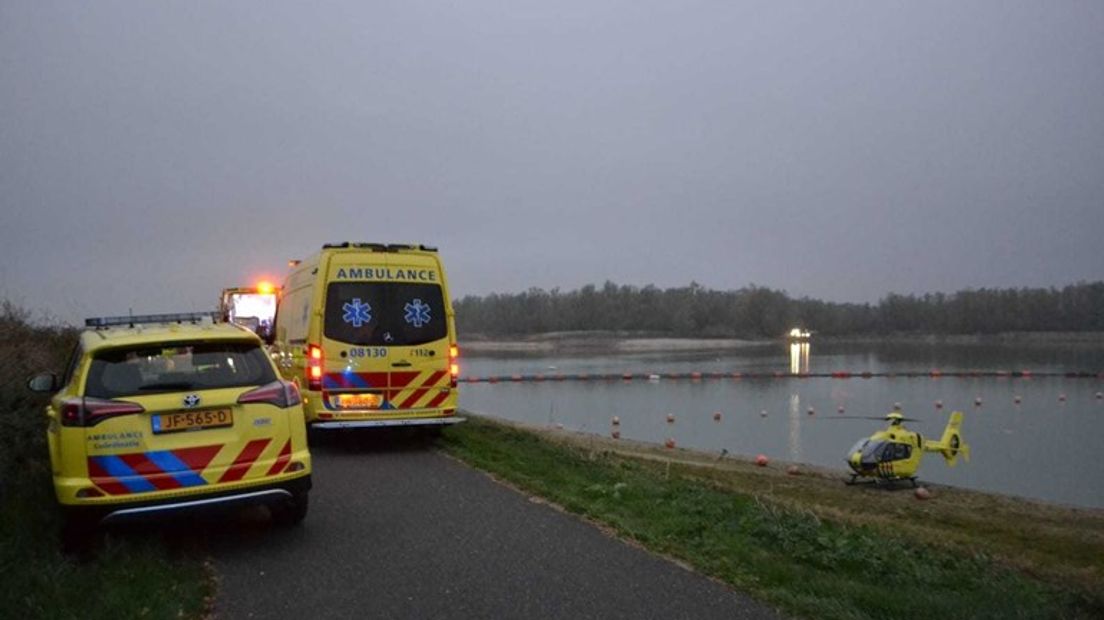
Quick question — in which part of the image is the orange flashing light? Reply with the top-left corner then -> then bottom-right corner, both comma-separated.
307,344 -> 323,391
257,281 -> 275,295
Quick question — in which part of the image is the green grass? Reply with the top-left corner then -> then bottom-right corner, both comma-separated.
0,304 -> 210,619
442,417 -> 1103,620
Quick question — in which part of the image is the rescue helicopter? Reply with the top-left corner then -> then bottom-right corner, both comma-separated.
842,410 -> 969,486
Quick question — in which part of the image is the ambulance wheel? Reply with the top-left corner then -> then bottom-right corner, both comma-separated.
271,491 -> 309,527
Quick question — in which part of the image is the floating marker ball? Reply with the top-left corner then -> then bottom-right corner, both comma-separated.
666,413 -> 675,424
611,416 -> 620,426
974,397 -> 982,407
786,465 -> 800,476
712,411 -> 722,421
935,400 -> 944,409
806,407 -> 815,416
893,402 -> 901,411
837,405 -> 845,413
755,454 -> 769,467
664,438 -> 676,449
1058,394 -> 1067,402
611,430 -> 620,440
914,486 -> 932,500
1096,392 -> 1103,400
759,410 -> 768,418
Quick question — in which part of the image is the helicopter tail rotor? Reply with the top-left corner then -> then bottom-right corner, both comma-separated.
925,411 -> 971,467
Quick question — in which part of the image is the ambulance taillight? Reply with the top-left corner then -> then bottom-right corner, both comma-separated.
60,397 -> 145,427
449,345 -> 460,387
307,344 -> 323,391
238,380 -> 302,408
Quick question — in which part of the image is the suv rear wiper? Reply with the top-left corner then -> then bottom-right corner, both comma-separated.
138,382 -> 196,391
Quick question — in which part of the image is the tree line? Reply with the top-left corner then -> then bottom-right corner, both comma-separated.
452,281 -> 1104,339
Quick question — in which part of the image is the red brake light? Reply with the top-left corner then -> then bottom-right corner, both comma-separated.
60,397 -> 145,427
307,344 -> 323,391
238,380 -> 301,408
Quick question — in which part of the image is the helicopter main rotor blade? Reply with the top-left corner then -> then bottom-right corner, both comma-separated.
827,416 -> 923,422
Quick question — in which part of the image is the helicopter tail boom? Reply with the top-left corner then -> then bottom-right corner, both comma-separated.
924,411 -> 970,467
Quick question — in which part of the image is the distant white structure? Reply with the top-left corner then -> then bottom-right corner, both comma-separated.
788,328 -> 811,341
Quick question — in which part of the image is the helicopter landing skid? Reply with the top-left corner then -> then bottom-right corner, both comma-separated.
846,475 -> 919,489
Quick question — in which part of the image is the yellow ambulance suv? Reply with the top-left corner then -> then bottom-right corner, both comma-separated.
271,243 -> 462,429
27,312 -> 311,540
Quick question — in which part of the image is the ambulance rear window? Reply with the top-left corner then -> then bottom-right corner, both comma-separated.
85,341 -> 276,398
324,282 -> 447,346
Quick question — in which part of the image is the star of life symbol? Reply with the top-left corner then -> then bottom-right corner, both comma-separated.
342,298 -> 373,328
403,299 -> 432,328
183,394 -> 200,408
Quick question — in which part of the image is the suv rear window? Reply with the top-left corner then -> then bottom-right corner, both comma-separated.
85,341 -> 276,399
324,282 -> 447,346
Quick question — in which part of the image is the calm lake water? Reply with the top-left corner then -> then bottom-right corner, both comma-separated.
459,342 -> 1104,509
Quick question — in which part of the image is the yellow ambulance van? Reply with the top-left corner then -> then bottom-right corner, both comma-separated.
271,243 -> 463,429
27,313 -> 312,543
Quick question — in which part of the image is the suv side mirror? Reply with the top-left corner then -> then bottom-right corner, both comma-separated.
27,372 -> 59,393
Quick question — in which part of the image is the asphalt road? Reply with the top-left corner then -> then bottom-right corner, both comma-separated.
209,431 -> 780,619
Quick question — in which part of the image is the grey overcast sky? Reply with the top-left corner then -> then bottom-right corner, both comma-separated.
2,1 -> 1102,324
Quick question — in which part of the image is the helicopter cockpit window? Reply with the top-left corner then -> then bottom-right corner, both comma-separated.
872,442 -> 912,462
860,441 -> 888,464
848,438 -> 869,457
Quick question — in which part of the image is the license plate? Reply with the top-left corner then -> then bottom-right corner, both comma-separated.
152,409 -> 233,434
331,393 -> 383,409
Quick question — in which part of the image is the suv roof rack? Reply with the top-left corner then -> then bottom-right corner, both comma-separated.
85,312 -> 219,328
321,242 -> 436,253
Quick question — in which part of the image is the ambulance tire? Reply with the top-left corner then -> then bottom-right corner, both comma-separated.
271,491 -> 309,527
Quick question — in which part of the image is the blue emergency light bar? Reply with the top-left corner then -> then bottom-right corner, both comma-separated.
85,312 -> 219,328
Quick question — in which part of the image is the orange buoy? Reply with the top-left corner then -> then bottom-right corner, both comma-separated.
712,411 -> 722,421
611,430 -> 621,440
664,438 -> 676,449
755,454 -> 769,467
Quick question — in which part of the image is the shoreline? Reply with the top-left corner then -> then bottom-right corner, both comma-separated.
443,415 -> 1104,617
460,330 -> 1104,354
470,412 -> 1104,513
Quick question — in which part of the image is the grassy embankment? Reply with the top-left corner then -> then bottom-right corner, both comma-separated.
442,416 -> 1104,620
0,304 -> 209,619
